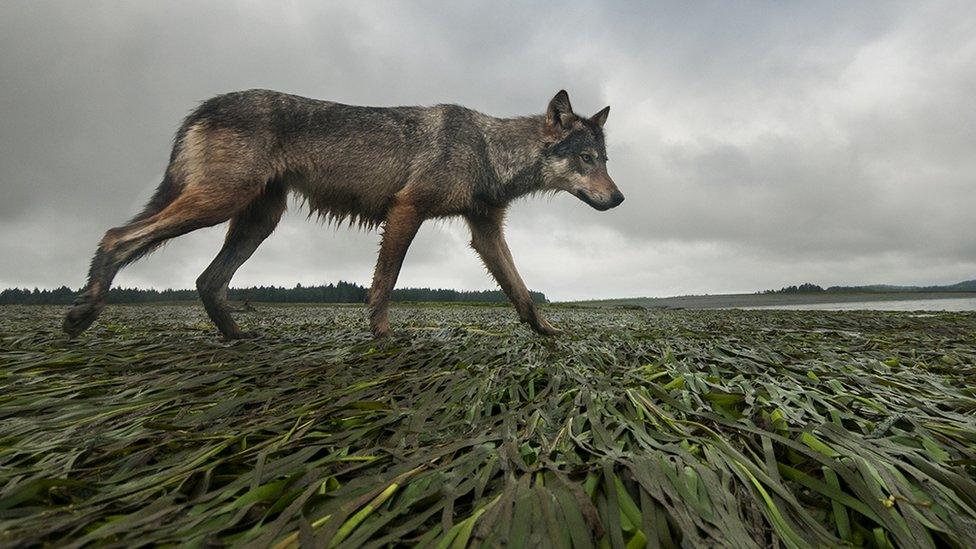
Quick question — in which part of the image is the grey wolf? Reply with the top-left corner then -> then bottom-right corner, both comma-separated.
63,89 -> 624,339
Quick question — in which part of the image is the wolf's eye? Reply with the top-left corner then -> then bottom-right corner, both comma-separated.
580,153 -> 594,164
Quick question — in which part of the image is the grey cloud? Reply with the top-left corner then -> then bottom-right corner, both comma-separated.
1,1 -> 973,298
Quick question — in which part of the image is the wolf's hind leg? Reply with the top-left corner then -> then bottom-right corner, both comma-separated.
368,198 -> 423,337
468,209 -> 559,336
63,184 -> 264,337
196,183 -> 287,339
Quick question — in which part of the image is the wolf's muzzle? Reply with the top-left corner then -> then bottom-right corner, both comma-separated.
575,188 -> 625,211
609,191 -> 625,208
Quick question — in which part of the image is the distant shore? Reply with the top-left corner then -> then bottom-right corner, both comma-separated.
569,291 -> 976,310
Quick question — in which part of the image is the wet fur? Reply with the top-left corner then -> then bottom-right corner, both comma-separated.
64,89 -> 622,339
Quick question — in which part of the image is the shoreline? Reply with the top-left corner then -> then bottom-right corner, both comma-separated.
569,291 -> 976,310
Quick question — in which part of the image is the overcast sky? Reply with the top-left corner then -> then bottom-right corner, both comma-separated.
1,1 -> 974,300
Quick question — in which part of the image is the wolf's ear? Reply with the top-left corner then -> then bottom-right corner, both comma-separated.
590,106 -> 610,128
546,90 -> 575,129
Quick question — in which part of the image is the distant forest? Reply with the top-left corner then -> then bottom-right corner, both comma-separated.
761,283 -> 827,294
0,282 -> 547,305
762,279 -> 976,295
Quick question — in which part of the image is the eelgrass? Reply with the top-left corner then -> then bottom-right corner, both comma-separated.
1,304 -> 974,547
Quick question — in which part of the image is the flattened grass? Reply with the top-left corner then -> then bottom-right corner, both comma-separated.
1,304 -> 975,547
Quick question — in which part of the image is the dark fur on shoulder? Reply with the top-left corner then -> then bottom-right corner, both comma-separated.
64,89 -> 623,339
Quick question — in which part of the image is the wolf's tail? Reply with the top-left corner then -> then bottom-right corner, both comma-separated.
129,141 -> 187,225
129,173 -> 178,222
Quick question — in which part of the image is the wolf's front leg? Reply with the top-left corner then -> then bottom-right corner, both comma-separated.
467,210 -> 560,336
368,200 -> 423,337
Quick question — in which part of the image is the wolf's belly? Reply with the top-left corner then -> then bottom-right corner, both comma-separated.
286,168 -> 405,229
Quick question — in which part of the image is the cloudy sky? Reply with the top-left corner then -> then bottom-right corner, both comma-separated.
1,1 -> 974,300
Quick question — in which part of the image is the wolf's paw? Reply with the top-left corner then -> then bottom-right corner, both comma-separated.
370,318 -> 392,339
63,300 -> 105,338
530,318 -> 562,337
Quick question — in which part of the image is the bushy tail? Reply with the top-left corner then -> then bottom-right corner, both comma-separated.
130,170 -> 182,223
131,119 -> 196,222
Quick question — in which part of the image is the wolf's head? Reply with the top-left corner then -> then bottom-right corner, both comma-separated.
539,90 -> 623,211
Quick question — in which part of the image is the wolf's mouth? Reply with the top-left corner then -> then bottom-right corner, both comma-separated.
573,189 -> 613,211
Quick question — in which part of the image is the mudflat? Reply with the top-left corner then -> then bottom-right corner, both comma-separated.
1,304 -> 975,546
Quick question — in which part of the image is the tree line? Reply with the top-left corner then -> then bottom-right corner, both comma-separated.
0,282 -> 546,305
761,280 -> 976,294
760,283 -> 826,295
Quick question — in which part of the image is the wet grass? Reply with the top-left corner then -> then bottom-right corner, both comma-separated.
1,304 -> 975,547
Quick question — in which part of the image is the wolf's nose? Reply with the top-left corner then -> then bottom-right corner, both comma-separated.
610,191 -> 625,207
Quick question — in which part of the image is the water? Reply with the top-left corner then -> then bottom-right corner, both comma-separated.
745,297 -> 976,311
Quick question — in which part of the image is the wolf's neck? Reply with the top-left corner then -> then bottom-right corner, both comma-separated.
481,115 -> 547,202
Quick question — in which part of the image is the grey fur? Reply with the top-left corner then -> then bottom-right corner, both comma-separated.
63,89 -> 623,339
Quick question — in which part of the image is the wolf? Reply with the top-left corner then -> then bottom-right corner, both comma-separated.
63,89 -> 624,339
